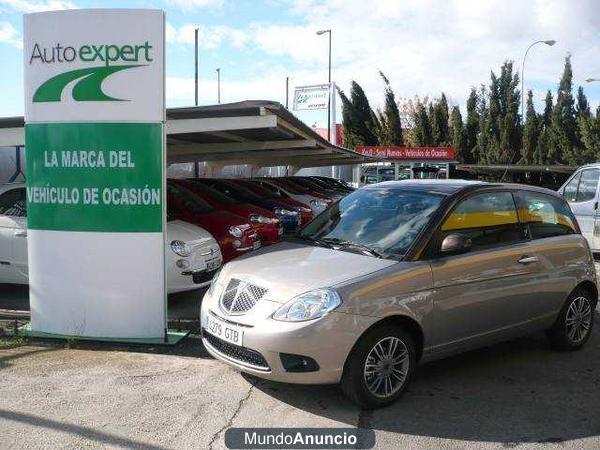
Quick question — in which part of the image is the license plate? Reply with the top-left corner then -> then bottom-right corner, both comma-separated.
206,315 -> 244,346
253,240 -> 261,250
206,259 -> 220,271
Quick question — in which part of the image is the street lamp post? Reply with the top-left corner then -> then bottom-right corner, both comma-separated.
316,29 -> 332,142
585,78 -> 600,83
194,28 -> 199,106
521,40 -> 556,120
286,76 -> 289,109
216,68 -> 221,104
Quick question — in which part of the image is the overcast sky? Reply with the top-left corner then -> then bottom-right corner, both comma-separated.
1,0 -> 599,127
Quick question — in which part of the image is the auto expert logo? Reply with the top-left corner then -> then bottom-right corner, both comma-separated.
29,42 -> 153,102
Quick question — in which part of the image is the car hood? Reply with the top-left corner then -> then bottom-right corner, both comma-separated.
189,211 -> 249,239
167,220 -> 213,245
217,241 -> 397,303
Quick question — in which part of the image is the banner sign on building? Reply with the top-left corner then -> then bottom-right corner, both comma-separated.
293,84 -> 330,110
355,146 -> 456,161
24,9 -> 166,339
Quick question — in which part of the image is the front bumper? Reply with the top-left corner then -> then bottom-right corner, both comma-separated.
200,298 -> 372,384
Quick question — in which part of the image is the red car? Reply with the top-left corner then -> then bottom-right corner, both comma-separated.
268,177 -> 332,203
230,179 -> 314,225
172,179 -> 282,246
166,181 -> 260,262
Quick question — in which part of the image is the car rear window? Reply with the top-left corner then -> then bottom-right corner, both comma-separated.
514,191 -> 578,239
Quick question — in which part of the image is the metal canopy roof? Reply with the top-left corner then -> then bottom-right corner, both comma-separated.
0,100 -> 374,168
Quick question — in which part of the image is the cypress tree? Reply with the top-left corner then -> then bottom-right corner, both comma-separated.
474,86 -> 489,164
542,90 -> 553,127
450,106 -> 467,163
431,93 -> 450,145
549,56 -> 577,164
375,71 -> 403,145
337,87 -> 362,148
534,91 -> 553,164
465,88 -> 479,163
412,101 -> 433,146
498,61 -> 521,164
478,73 -> 501,164
577,105 -> 600,163
475,62 -> 521,164
337,82 -> 379,147
576,86 -> 591,119
350,81 -> 379,146
521,90 -> 540,165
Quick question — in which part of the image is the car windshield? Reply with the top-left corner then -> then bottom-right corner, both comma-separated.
258,179 -> 303,195
280,178 -> 311,193
239,180 -> 288,199
292,177 -> 329,191
299,188 -> 444,258
184,180 -> 238,205
167,183 -> 214,214
205,180 -> 264,204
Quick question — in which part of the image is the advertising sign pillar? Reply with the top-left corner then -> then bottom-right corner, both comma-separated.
23,9 -> 166,339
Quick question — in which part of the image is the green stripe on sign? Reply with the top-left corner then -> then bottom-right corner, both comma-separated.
26,122 -> 163,233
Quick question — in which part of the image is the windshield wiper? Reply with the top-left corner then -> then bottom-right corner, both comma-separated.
321,238 -> 384,258
291,235 -> 334,249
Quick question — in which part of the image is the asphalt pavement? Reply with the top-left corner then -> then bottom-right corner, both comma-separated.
0,277 -> 599,449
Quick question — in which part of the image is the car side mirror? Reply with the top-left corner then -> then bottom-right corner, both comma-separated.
441,233 -> 472,256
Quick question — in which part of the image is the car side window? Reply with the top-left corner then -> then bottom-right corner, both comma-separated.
440,191 -> 523,251
563,172 -> 581,202
575,169 -> 600,202
0,188 -> 26,217
514,191 -> 577,239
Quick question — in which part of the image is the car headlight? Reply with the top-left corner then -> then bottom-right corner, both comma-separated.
272,289 -> 342,322
170,240 -> 191,257
273,207 -> 297,216
228,226 -> 243,238
207,268 -> 222,297
250,214 -> 273,224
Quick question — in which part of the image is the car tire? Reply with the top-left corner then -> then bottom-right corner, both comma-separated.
547,288 -> 596,351
340,325 -> 416,409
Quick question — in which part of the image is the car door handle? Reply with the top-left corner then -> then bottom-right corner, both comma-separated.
518,256 -> 539,265
14,230 -> 27,237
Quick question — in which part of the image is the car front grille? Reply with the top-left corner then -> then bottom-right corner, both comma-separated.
203,330 -> 270,371
220,278 -> 268,315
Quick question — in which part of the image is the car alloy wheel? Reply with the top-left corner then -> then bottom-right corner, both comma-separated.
341,325 -> 416,408
548,287 -> 595,351
565,296 -> 593,344
363,336 -> 409,399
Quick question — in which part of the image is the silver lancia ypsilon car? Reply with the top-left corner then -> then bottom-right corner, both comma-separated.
201,180 -> 597,408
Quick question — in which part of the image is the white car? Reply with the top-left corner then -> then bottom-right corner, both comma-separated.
252,179 -> 329,215
0,183 -> 222,293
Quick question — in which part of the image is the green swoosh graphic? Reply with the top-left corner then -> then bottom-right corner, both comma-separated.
33,65 -> 144,103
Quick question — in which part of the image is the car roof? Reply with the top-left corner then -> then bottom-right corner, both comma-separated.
365,179 -> 484,195
363,179 -> 563,199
